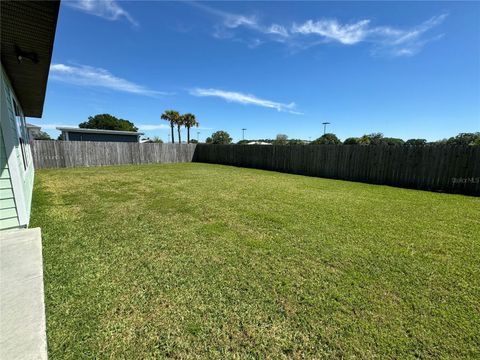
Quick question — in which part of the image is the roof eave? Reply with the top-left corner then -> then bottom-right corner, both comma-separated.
1,1 -> 60,118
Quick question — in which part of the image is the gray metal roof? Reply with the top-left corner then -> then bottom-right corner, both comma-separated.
56,127 -> 144,136
1,1 -> 60,117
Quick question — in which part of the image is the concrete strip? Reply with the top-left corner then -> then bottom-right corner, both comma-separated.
0,227 -> 47,360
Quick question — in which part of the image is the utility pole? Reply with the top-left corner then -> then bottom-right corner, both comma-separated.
242,128 -> 247,141
322,122 -> 331,135
197,131 -> 200,142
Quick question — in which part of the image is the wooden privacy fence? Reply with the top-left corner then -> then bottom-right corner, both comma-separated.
32,141 -> 480,195
32,141 -> 196,169
193,144 -> 480,195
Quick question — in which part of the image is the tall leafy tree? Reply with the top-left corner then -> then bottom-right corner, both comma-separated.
181,113 -> 199,144
310,133 -> 341,145
161,110 -> 180,143
344,137 -> 360,145
206,131 -> 232,144
272,134 -> 288,145
405,139 -> 427,146
359,133 -> 384,145
383,137 -> 405,146
79,114 -> 138,131
446,132 -> 480,146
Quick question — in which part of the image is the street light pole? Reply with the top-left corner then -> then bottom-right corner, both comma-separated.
322,122 -> 331,135
242,128 -> 247,141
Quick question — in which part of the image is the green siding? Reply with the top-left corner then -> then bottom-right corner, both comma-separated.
0,198 -> 16,209
5,68 -> 34,226
0,208 -> 17,219
0,188 -> 14,198
0,165 -> 10,178
0,125 -> 19,229
0,178 -> 11,188
0,217 -> 20,230
0,65 -> 23,230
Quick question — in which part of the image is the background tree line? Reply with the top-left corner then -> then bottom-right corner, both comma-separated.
36,113 -> 478,146
205,132 -> 480,146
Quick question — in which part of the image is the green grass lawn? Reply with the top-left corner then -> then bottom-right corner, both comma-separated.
31,163 -> 479,359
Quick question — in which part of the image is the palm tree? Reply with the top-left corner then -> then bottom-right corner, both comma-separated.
181,113 -> 199,144
175,116 -> 184,144
161,110 -> 180,143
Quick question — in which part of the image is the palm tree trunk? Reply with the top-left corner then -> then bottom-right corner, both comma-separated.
170,122 -> 175,143
177,125 -> 181,143
187,126 -> 190,144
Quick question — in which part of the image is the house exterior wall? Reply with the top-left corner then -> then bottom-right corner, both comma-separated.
64,131 -> 140,142
0,126 -> 19,229
0,63 -> 35,230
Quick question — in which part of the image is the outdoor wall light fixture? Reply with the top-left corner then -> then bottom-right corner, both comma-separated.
14,45 -> 39,64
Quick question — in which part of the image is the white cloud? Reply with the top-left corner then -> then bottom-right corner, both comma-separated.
50,63 -> 169,97
370,14 -> 448,56
290,14 -> 447,56
65,0 -> 138,27
189,1 -> 258,29
224,14 -> 258,29
266,24 -> 289,37
190,2 -> 447,57
292,19 -> 370,45
190,88 -> 301,114
138,124 -> 171,131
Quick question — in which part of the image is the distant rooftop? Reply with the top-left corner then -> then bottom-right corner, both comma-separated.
56,127 -> 144,136
247,141 -> 272,145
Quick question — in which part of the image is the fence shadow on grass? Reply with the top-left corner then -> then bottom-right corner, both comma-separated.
193,144 -> 480,196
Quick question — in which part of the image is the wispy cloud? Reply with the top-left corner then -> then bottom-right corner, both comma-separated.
190,88 -> 301,114
138,124 -> 171,131
50,63 -> 170,97
65,0 -> 138,27
291,19 -> 370,45
266,24 -> 289,38
189,1 -> 258,30
292,14 -> 448,56
190,2 -> 447,57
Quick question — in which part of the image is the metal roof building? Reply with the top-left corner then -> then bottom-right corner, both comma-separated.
56,127 -> 144,142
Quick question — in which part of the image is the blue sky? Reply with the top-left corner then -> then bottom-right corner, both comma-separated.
38,1 -> 479,142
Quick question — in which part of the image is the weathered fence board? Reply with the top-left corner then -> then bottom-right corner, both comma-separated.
193,144 -> 480,196
32,141 -> 196,169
